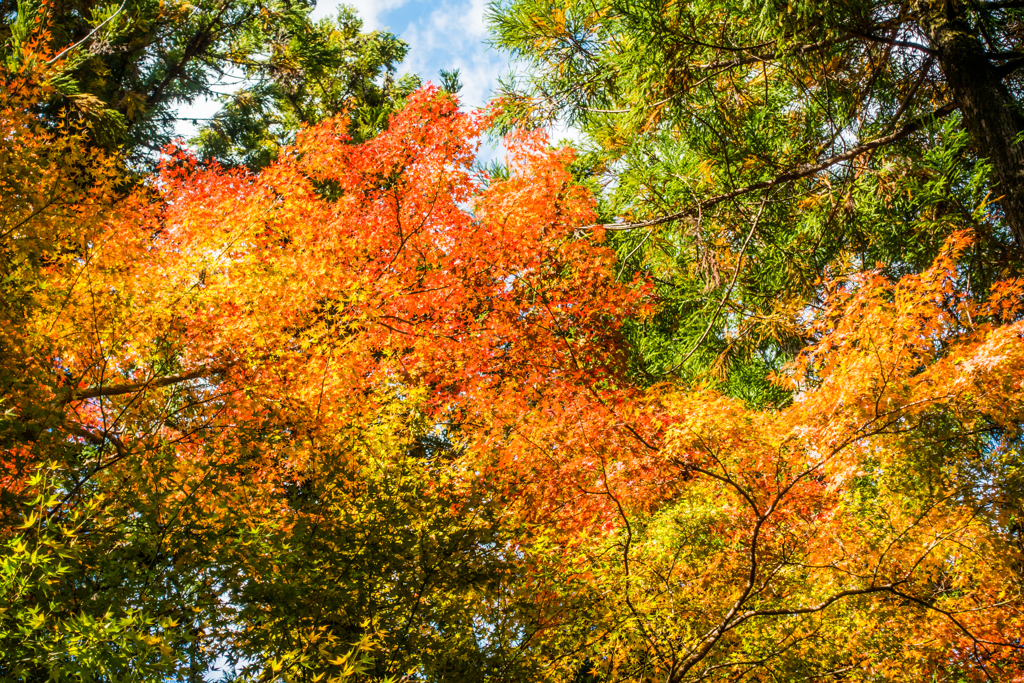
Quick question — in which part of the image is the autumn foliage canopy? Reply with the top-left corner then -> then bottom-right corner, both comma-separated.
3,19 -> 1024,683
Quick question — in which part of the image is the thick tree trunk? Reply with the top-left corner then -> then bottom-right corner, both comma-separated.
917,0 -> 1024,256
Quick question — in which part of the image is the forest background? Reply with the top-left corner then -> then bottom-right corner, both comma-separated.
3,0 -> 1024,681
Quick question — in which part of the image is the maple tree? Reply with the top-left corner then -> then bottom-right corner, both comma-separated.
514,236 -> 1024,681
0,46 -> 176,681
0,42 -> 644,679
484,3 -> 1024,676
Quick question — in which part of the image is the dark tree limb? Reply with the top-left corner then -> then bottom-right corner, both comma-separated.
67,363 -> 231,403
66,424 -> 125,454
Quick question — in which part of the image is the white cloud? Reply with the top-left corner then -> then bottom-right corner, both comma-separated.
396,0 -> 505,110
310,0 -> 507,111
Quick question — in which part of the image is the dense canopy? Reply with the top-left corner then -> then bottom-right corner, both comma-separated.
2,1 -> 1024,682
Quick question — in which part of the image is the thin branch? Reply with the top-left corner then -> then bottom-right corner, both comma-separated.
883,56 -> 936,134
600,101 -> 957,232
850,30 -> 936,55
660,192 -> 770,376
890,588 -> 1024,650
735,584 -> 901,622
47,2 -> 126,65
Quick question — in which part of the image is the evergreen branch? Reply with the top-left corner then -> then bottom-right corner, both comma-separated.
47,2 -> 126,65
601,101 -> 957,232
583,36 -> 852,115
660,192 -> 770,377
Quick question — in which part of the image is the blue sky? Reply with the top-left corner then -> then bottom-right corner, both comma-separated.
314,0 -> 509,110
176,0 -> 511,138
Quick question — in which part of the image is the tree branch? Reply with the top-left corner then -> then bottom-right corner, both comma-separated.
66,423 -> 125,454
660,192 -> 770,376
850,30 -> 936,55
601,101 -> 958,232
47,2 -> 126,65
977,0 -> 1024,8
67,364 -> 231,402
